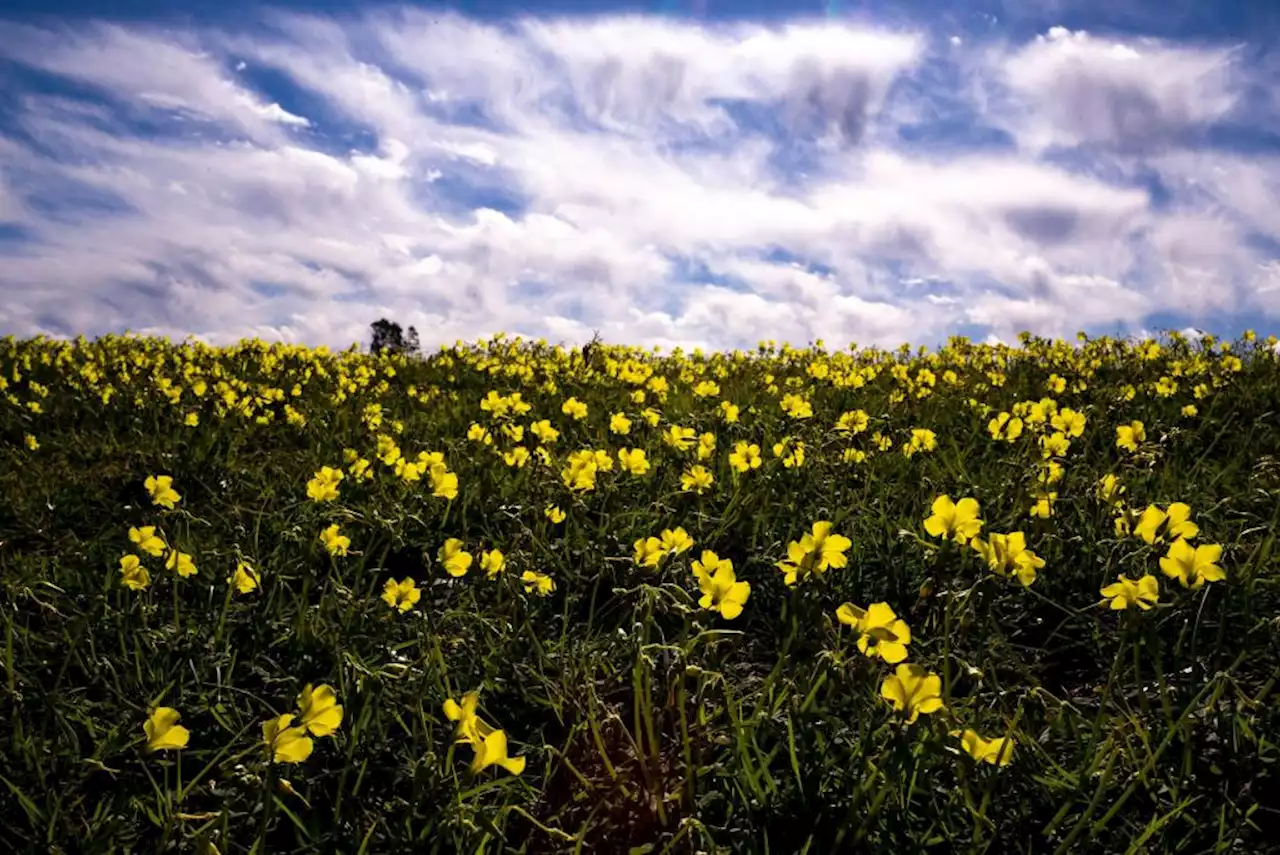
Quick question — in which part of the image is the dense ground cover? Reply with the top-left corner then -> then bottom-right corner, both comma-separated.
1,329 -> 1278,854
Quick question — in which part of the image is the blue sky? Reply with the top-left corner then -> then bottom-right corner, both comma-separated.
0,0 -> 1278,350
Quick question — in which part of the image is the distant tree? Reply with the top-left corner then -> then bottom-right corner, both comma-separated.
370,319 -> 406,355
404,325 -> 421,355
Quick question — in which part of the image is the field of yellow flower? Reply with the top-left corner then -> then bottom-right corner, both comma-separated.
1,330 -> 1279,854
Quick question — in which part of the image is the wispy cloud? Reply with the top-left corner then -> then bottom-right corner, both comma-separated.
0,7 -> 1276,349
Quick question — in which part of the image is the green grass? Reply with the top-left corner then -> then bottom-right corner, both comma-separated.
0,331 -> 1278,854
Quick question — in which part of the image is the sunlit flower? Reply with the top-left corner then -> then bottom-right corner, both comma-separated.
1029,490 -> 1057,519
609,412 -> 632,434
776,521 -> 850,585
145,707 -> 190,751
691,551 -> 749,619
952,729 -> 1014,766
545,505 -> 566,524
561,397 -> 588,420
1099,574 -> 1159,610
1097,474 -> 1125,507
320,524 -> 350,557
144,475 -> 181,509
521,570 -> 555,596
297,684 -> 343,737
1134,503 -> 1198,545
988,412 -> 1023,441
1159,539 -> 1225,589
618,447 -> 650,476
836,602 -> 911,664
306,466 -> 344,503
439,539 -> 473,578
681,465 -> 714,494
263,714 -> 312,764
129,525 -> 166,558
970,532 -> 1044,587
119,554 -> 151,590
382,577 -> 421,612
880,664 -> 944,724
230,561 -> 260,594
728,441 -> 762,473
924,495 -> 983,542
471,728 -> 527,775
1116,421 -> 1145,452
480,549 -> 506,577
165,549 -> 197,578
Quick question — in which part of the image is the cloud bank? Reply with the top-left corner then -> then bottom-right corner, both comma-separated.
0,9 -> 1277,350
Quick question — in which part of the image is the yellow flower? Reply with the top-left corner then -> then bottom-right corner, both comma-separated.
1097,474 -> 1125,506
1099,574 -> 1159,610
24,433 -> 39,450
144,475 -> 181,509
953,729 -> 1014,766
297,684 -> 343,737
319,524 -> 350,557
480,549 -> 505,577
835,410 -> 870,434
719,401 -> 740,423
970,532 -> 1044,587
776,521 -> 850,585
305,466 -> 344,502
502,446 -> 530,468
129,525 -> 166,558
780,393 -> 813,419
521,570 -> 555,596
443,692 -> 493,746
880,664 -> 944,724
1116,421 -> 1145,452
429,465 -> 459,500
987,412 -> 1023,441
561,397 -> 588,420
471,729 -> 526,776
908,428 -> 937,454
1134,503 -> 1198,545
660,527 -> 695,556
609,412 -> 632,434
665,425 -> 696,450
230,561 -> 260,594
165,549 -> 197,578
263,714 -> 313,764
382,577 -> 421,612
836,602 -> 911,664
681,465 -> 714,494
439,539 -> 473,577
728,441 -> 762,473
692,552 -> 750,619
545,505 -> 566,524
119,554 -> 151,590
923,495 -> 983,542
1040,431 -> 1070,459
1029,490 -> 1057,519
634,536 -> 665,568
618,448 -> 650,476
530,419 -> 560,444
1159,539 -> 1225,589
1181,404 -> 1198,417
1051,408 -> 1086,437
145,707 -> 190,751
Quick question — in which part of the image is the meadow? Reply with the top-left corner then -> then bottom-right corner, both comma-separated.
0,329 -> 1278,854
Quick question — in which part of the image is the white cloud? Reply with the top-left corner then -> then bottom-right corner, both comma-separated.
0,11 -> 1275,350
1000,26 -> 1241,152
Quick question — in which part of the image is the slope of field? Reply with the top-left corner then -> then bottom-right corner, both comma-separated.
1,330 -> 1278,854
